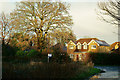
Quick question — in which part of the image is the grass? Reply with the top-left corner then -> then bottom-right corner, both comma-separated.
73,67 -> 101,79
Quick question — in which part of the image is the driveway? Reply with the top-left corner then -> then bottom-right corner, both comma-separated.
90,66 -> 120,80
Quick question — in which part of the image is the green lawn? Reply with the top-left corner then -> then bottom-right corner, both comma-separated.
73,67 -> 101,79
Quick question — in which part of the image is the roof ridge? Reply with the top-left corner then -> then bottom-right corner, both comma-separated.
111,42 -> 120,44
77,38 -> 99,41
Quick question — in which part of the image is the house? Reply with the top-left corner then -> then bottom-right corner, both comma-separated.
110,42 -> 120,54
110,42 -> 120,50
66,38 -> 110,62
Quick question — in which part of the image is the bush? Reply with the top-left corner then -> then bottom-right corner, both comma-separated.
16,49 -> 41,57
51,51 -> 71,63
75,67 -> 101,79
41,54 -> 48,63
27,49 -> 40,57
2,44 -> 19,57
16,50 -> 28,57
90,52 -> 120,65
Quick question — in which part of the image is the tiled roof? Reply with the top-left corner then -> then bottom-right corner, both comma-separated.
76,38 -> 98,44
111,42 -> 120,46
76,38 -> 109,46
110,42 -> 120,49
95,40 -> 110,46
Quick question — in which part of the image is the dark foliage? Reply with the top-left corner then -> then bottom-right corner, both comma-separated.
2,62 -> 89,79
90,52 -> 120,65
51,49 -> 71,63
111,49 -> 120,54
2,44 -> 19,57
16,49 -> 41,57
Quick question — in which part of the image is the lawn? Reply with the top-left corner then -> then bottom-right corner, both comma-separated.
73,67 -> 101,79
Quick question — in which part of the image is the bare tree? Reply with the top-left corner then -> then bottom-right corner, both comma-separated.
10,0 -> 73,50
10,32 -> 33,50
48,28 -> 76,46
0,12 -> 15,45
97,0 -> 120,25
97,0 -> 120,37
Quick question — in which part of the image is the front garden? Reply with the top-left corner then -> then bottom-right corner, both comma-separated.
2,44 -> 101,79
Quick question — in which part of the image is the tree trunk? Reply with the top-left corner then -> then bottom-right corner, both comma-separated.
37,35 -> 43,50
36,29 -> 46,51
2,38 -> 5,45
6,38 -> 10,45
37,36 -> 40,49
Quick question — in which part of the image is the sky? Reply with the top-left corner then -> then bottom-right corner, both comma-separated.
0,0 -> 118,44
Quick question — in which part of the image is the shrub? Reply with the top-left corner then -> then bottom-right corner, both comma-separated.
41,54 -> 48,63
90,52 -> 120,65
51,51 -> 71,63
27,49 -> 40,57
16,49 -> 41,57
16,50 -> 28,57
75,67 -> 101,79
2,44 -> 19,57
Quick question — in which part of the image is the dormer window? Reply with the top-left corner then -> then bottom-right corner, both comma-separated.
69,45 -> 74,49
65,43 -> 68,47
83,42 -> 87,49
115,43 -> 119,49
77,42 -> 81,49
68,40 -> 76,49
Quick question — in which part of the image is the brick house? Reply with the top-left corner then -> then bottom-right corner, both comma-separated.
110,42 -> 120,54
66,38 -> 110,62
110,42 -> 120,50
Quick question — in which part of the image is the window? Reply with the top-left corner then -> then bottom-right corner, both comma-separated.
70,54 -> 74,58
83,42 -> 88,49
77,42 -> 81,49
115,43 -> 119,49
83,44 -> 87,49
65,43 -> 68,47
69,45 -> 74,49
91,45 -> 96,49
77,44 -> 81,49
79,54 -> 82,60
83,54 -> 86,59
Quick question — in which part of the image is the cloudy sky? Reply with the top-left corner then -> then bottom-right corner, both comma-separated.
0,0 -> 118,44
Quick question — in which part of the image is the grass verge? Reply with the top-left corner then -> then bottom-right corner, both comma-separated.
72,67 -> 101,79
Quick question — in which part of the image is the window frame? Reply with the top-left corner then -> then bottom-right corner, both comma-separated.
69,45 -> 74,49
77,42 -> 81,49
91,45 -> 96,49
79,54 -> 82,60
83,42 -> 88,49
70,54 -> 74,58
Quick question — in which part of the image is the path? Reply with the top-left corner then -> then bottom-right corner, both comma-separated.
90,66 -> 120,80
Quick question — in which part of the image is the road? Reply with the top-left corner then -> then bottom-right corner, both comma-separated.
90,66 -> 120,80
